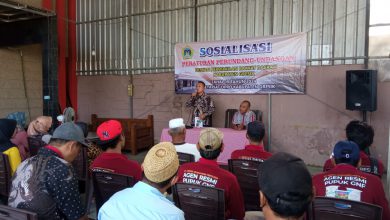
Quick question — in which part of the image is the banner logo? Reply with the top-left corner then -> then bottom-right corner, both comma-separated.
182,46 -> 194,60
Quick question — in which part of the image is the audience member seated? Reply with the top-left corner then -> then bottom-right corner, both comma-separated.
91,120 -> 142,181
177,128 -> 245,220
231,100 -> 256,130
27,116 -> 53,144
258,152 -> 313,220
313,141 -> 390,220
8,122 -> 89,220
98,142 -> 184,220
231,121 -> 272,162
323,120 -> 384,177
0,119 -> 21,175
168,118 -> 201,162
7,112 -> 29,161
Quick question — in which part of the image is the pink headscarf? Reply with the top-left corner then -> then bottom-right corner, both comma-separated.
27,116 -> 53,136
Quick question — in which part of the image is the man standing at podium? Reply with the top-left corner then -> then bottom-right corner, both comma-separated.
185,81 -> 215,127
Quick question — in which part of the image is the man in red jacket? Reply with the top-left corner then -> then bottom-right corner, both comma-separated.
231,121 -> 272,162
313,140 -> 390,220
177,128 -> 245,220
91,120 -> 142,181
323,120 -> 384,178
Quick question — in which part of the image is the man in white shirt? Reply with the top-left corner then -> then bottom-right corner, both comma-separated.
168,118 -> 201,161
98,142 -> 184,220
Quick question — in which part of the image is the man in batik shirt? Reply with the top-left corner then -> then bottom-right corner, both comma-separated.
185,81 -> 215,127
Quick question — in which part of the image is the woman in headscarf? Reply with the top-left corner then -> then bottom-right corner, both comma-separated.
0,119 -> 22,175
7,112 -> 29,160
27,116 -> 53,136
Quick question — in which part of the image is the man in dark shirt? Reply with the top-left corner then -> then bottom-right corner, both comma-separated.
314,141 -> 390,220
8,122 -> 89,220
231,121 -> 272,162
258,152 -> 313,220
323,120 -> 384,177
90,120 -> 142,181
177,128 -> 245,219
185,81 -> 215,127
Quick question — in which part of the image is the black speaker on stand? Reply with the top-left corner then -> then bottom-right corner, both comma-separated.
346,69 -> 377,122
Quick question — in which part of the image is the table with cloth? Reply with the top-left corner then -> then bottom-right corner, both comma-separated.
160,127 -> 248,164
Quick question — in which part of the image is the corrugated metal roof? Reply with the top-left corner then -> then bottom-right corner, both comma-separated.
77,0 -> 367,76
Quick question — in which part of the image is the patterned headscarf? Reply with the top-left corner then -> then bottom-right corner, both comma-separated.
27,116 -> 52,136
7,112 -> 26,129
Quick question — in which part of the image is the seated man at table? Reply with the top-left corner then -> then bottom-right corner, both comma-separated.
231,100 -> 256,130
231,121 -> 272,162
323,120 -> 384,178
177,128 -> 245,220
91,120 -> 142,181
258,152 -> 313,220
168,118 -> 201,162
313,140 -> 390,220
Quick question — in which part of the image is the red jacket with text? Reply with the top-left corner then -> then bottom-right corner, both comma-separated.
90,152 -> 142,181
231,144 -> 272,162
177,158 -> 245,220
313,164 -> 390,220
323,151 -> 384,178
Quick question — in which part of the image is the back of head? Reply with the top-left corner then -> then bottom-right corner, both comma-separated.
345,120 -> 374,151
50,122 -> 87,147
0,119 -> 17,150
198,128 -> 223,160
96,120 -> 123,151
143,142 -> 179,188
247,121 -> 265,143
258,152 -> 312,219
333,140 -> 360,167
168,118 -> 185,137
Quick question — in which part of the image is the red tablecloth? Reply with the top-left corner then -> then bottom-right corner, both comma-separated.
160,127 -> 248,164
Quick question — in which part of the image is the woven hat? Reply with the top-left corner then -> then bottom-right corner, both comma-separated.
198,128 -> 224,151
143,142 -> 179,183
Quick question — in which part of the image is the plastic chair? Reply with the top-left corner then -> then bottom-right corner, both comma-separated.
307,196 -> 382,220
0,153 -> 11,198
92,171 -> 136,212
0,205 -> 38,220
27,135 -> 46,157
228,159 -> 262,211
224,109 -> 262,128
177,152 -> 195,165
173,183 -> 225,220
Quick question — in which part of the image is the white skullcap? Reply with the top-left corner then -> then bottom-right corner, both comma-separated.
169,118 -> 185,129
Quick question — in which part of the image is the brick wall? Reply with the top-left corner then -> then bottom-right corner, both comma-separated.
0,44 -> 43,122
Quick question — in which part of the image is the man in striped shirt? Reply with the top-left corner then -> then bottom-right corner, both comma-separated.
231,100 -> 256,130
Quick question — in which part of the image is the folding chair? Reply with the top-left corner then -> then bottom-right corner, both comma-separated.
27,135 -> 46,157
177,152 -> 195,165
0,153 -> 11,199
71,147 -> 91,211
307,196 -> 382,220
173,183 -> 225,220
0,205 -> 38,220
228,159 -> 262,211
92,171 -> 136,212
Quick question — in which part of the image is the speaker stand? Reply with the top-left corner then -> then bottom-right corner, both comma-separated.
362,110 -> 367,122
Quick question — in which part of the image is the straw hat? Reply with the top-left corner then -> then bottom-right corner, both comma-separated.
143,142 -> 179,183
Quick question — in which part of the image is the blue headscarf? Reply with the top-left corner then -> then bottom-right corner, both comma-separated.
6,112 -> 26,129
0,119 -> 17,152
